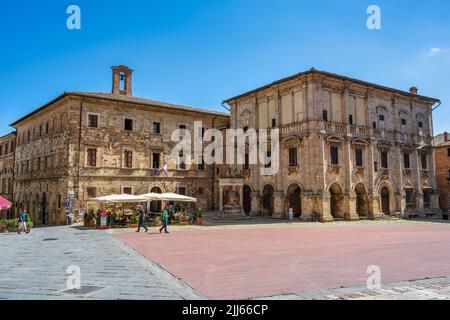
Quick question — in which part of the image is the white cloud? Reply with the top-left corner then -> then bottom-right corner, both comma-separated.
428,48 -> 442,56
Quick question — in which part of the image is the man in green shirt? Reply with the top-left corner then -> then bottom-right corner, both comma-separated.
159,205 -> 170,234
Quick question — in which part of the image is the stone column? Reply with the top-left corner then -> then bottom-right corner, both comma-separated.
219,185 -> 224,211
250,191 -> 261,216
347,191 -> 359,221
239,185 -> 244,214
273,191 -> 285,219
300,194 -> 313,221
368,193 -> 383,219
320,191 -> 334,222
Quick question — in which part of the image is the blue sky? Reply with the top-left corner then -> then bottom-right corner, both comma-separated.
0,0 -> 449,136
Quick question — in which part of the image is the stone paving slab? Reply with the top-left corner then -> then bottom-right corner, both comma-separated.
0,226 -> 203,300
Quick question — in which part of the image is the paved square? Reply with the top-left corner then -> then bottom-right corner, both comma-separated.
115,222 -> 450,299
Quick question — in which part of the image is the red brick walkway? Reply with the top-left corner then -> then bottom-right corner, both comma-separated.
115,223 -> 450,299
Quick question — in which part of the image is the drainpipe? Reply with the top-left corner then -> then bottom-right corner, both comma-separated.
76,99 -> 84,204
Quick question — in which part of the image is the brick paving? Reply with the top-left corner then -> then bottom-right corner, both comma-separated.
115,221 -> 450,300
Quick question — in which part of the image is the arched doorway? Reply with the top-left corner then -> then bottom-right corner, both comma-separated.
41,193 -> 47,225
380,187 -> 390,215
287,184 -> 302,218
262,185 -> 275,216
330,184 -> 344,219
243,185 -> 252,215
150,187 -> 162,213
355,183 -> 368,218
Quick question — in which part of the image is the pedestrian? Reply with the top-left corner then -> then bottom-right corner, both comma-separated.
159,204 -> 170,234
136,205 -> 148,233
288,208 -> 294,222
18,208 -> 28,234
66,210 -> 71,226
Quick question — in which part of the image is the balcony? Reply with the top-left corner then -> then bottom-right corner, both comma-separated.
279,121 -> 431,144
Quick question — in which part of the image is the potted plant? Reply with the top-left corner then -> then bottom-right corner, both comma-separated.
178,211 -> 189,225
128,211 -> 139,229
7,219 -> 19,233
0,220 -> 7,233
26,221 -> 33,233
195,208 -> 204,225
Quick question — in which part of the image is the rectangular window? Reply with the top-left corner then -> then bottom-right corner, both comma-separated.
265,151 -> 272,168
152,122 -> 161,134
271,119 -> 276,128
88,115 -> 98,128
418,122 -> 423,128
405,190 -> 414,206
124,119 -> 133,131
123,187 -> 133,195
421,154 -> 428,170
124,151 -> 133,168
152,153 -> 160,169
355,148 -> 363,167
374,161 -> 378,172
178,187 -> 187,196
198,156 -> 205,170
198,187 -> 204,196
87,188 -> 97,198
179,150 -> 186,170
289,148 -> 298,167
349,114 -> 353,125
244,153 -> 250,170
323,110 -> 328,122
372,122 -> 377,129
379,115 -> 385,121
330,146 -> 339,165
87,149 -> 97,167
381,151 -> 388,169
447,148 -> 450,157
403,153 -> 410,169
401,119 -> 407,126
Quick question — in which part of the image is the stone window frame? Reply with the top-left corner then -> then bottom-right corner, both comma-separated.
376,105 -> 388,130
86,147 -> 98,167
326,137 -> 344,167
177,185 -> 188,196
123,118 -> 135,132
122,147 -> 134,169
87,112 -> 101,129
152,121 -> 162,135
398,109 -> 409,132
122,186 -> 133,195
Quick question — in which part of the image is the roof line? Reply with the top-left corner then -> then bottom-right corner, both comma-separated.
223,68 -> 440,104
10,92 -> 229,127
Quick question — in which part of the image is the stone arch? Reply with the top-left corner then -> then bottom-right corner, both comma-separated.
243,185 -> 252,215
329,183 -> 345,219
149,183 -> 165,193
150,185 -> 163,213
261,184 -> 275,216
354,183 -> 369,218
286,183 -> 302,218
378,180 -> 395,216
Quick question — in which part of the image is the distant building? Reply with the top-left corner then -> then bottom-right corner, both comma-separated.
433,132 -> 450,219
9,66 -> 229,225
0,132 -> 16,218
223,69 -> 441,221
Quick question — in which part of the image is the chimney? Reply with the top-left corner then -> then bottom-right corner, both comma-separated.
445,132 -> 449,142
409,86 -> 418,95
112,65 -> 133,96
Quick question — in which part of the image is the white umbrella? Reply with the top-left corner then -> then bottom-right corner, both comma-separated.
139,193 -> 164,201
93,194 -> 148,203
158,193 -> 197,202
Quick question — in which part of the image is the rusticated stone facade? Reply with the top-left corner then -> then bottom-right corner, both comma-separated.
0,132 -> 16,218
223,69 -> 441,222
434,132 -> 450,219
11,66 -> 229,225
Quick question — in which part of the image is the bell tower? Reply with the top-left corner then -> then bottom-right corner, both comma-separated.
111,65 -> 133,96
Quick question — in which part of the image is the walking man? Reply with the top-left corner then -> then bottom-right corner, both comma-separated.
159,204 -> 169,234
18,208 -> 28,234
288,208 -> 294,222
136,204 -> 148,233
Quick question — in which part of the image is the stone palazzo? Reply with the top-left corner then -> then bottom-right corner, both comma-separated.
222,69 -> 441,222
